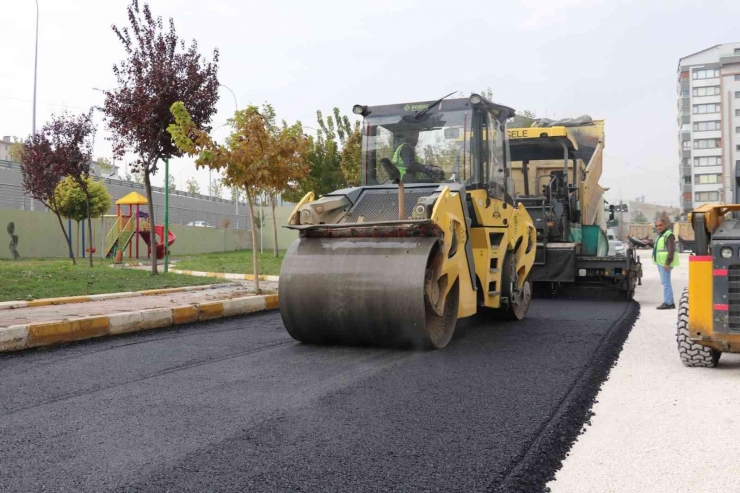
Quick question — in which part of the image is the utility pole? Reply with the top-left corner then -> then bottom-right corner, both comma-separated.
32,0 -> 39,137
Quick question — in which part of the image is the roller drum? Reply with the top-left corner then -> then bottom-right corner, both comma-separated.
279,236 -> 453,348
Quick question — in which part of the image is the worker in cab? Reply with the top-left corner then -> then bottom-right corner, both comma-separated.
391,130 -> 445,182
646,218 -> 678,310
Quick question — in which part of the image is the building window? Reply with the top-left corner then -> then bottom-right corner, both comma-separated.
680,89 -> 689,97
693,103 -> 721,114
695,173 -> 722,184
736,109 -> 740,117
735,75 -> 740,81
683,141 -> 691,150
692,86 -> 720,97
737,145 -> 740,152
693,121 -> 721,131
736,91 -> 740,99
693,69 -> 720,80
694,138 -> 721,149
684,176 -> 692,184
694,156 -> 722,166
737,126 -> 740,134
695,191 -> 720,202
735,48 -> 740,55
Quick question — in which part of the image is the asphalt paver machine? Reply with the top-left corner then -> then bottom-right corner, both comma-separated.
507,120 -> 642,299
279,94 -> 537,349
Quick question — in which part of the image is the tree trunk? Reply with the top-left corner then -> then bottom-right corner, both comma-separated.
143,165 -> 158,275
86,193 -> 94,267
270,193 -> 279,258
244,187 -> 260,294
55,211 -> 76,265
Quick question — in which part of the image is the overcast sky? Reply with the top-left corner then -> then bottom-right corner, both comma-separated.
2,0 -> 739,205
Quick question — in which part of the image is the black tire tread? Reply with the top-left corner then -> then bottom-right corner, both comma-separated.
676,288 -> 721,367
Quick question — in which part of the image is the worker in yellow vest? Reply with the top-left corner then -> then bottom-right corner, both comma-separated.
391,130 -> 445,182
647,218 -> 679,309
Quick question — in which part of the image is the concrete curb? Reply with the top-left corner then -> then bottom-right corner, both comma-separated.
0,283 -> 233,311
0,294 -> 279,353
169,269 -> 280,282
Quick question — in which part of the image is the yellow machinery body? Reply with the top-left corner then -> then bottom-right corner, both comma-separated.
679,203 -> 740,367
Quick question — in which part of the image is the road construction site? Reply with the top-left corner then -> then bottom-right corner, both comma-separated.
0,291 -> 635,493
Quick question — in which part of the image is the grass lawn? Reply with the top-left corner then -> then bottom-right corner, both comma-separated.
0,258 -> 219,302
174,250 -> 285,276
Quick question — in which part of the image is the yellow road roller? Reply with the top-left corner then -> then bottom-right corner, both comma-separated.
279,93 -> 537,349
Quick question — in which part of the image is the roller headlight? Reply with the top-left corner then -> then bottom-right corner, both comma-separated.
721,247 -> 732,258
469,94 -> 482,105
300,209 -> 312,225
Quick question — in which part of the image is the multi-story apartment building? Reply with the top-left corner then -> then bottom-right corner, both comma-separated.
677,42 -> 740,214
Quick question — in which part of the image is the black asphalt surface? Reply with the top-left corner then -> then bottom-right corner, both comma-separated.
0,298 -> 638,493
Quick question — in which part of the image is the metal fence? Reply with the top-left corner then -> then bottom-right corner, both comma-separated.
0,159 -> 262,230
2,182 -> 254,230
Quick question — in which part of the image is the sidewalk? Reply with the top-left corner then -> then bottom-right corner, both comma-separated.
548,253 -> 740,493
0,282 -> 274,329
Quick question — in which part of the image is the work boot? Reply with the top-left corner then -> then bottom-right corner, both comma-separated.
656,303 -> 675,310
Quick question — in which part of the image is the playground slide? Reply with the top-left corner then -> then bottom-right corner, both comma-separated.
139,225 -> 176,260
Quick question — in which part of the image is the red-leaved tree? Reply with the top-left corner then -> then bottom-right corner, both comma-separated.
102,0 -> 220,274
48,111 -> 97,267
20,133 -> 77,264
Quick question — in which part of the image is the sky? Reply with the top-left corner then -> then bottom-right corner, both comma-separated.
2,0 -> 739,206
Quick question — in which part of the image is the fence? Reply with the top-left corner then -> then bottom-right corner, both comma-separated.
0,182 -> 251,231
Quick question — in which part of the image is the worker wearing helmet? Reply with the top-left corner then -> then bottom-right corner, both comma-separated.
391,130 -> 444,182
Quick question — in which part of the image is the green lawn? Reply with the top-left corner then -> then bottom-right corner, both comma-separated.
174,250 -> 285,276
0,258 -> 219,302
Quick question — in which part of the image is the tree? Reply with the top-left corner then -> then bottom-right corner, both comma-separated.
9,137 -> 24,163
480,87 -> 494,100
102,0 -> 219,275
283,108 -> 354,203
96,157 -> 114,176
340,124 -> 362,187
185,177 -> 200,195
208,177 -> 224,198
260,104 -> 311,257
55,177 -> 112,255
168,101 -> 308,292
46,111 -> 97,267
19,133 -> 76,263
168,174 -> 177,191
509,110 -> 537,129
631,210 -> 649,223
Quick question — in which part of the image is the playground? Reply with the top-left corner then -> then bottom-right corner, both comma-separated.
105,192 -> 176,261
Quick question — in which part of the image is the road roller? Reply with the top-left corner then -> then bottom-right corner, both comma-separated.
279,93 -> 537,349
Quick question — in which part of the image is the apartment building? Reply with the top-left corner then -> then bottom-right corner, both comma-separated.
677,42 -> 740,213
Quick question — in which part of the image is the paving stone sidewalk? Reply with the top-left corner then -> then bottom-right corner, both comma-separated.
0,281 -> 277,328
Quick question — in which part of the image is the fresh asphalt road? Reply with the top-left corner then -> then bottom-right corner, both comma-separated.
0,297 -> 637,493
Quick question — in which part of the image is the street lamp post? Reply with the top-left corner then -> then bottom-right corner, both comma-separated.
32,0 -> 39,137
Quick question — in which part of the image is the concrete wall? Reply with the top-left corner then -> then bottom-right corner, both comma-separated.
0,206 -> 298,260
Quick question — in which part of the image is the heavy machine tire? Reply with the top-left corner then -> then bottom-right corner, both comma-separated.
677,289 -> 721,367
501,252 -> 532,320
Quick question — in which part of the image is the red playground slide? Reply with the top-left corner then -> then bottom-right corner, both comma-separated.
139,225 -> 176,260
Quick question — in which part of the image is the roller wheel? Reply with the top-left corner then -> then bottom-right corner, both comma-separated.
501,253 -> 532,320
677,289 -> 721,367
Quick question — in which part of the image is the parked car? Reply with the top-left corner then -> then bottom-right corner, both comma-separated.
186,221 -> 215,228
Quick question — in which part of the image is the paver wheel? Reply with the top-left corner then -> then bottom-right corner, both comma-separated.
677,288 -> 721,367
